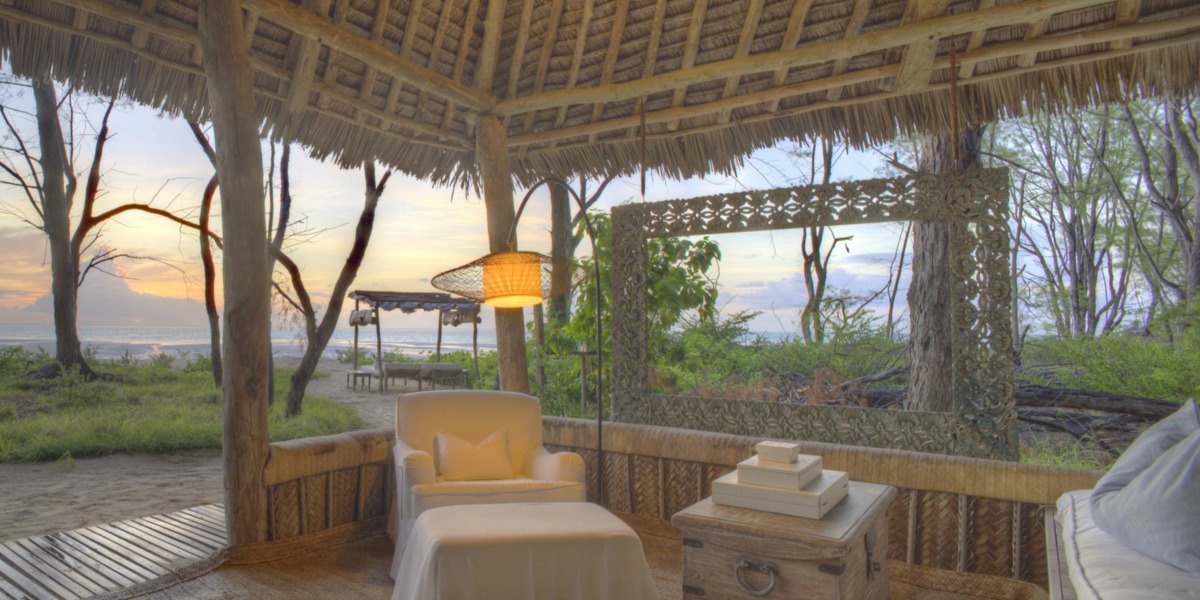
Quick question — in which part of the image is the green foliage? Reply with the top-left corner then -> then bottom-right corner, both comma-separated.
1020,435 -> 1109,471
1021,335 -> 1200,403
0,348 -> 363,462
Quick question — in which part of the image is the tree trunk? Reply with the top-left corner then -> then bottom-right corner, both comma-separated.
476,115 -> 529,393
549,182 -> 572,324
198,0 -> 271,546
284,164 -> 388,416
905,127 -> 982,413
200,175 -> 222,387
31,80 -> 91,375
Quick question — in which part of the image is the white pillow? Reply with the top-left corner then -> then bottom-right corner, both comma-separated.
1091,399 -> 1200,576
433,429 -> 515,481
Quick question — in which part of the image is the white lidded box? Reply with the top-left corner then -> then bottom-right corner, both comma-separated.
736,454 -> 822,490
711,469 -> 850,519
755,440 -> 802,463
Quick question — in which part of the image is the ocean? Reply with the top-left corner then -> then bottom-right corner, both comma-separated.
0,324 -> 497,361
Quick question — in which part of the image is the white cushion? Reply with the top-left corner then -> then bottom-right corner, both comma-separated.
1058,490 -> 1200,600
1091,400 -> 1200,575
412,479 -> 585,514
434,429 -> 515,481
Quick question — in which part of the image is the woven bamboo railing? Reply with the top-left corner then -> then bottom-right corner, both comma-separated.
541,417 -> 1102,588
257,429 -> 393,554
256,417 -> 1102,589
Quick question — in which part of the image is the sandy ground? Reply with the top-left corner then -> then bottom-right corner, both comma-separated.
0,356 -> 416,543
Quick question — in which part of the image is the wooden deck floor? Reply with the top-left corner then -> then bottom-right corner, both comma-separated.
0,505 -> 225,600
0,506 -> 682,600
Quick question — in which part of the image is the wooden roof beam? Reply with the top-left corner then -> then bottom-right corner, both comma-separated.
618,0 -> 669,143
1110,0 -> 1141,49
588,0 -> 632,142
518,0 -> 568,140
716,0 -> 767,124
243,0 -> 496,113
130,0 -> 160,49
956,0 -> 995,79
1016,15 -> 1050,68
284,0 -> 332,119
508,17 -> 1200,147
504,0 -> 538,129
766,0 -> 816,113
439,0 -> 483,131
826,0 -> 872,102
666,0 -> 710,131
547,0 -> 595,147
316,0 -> 350,111
398,0 -> 427,124
475,0 -> 507,93
358,0 -> 393,101
416,0 -> 457,122
891,0 -> 951,93
495,0 -> 1113,117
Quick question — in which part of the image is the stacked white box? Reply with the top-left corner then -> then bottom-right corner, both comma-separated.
736,455 -> 821,490
711,442 -> 849,519
755,440 -> 802,463
711,470 -> 850,519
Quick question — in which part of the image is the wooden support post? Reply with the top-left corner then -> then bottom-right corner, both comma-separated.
197,0 -> 270,547
476,115 -> 530,393
436,311 -> 444,363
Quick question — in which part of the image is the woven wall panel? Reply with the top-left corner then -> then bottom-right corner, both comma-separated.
302,473 -> 328,534
577,448 -> 600,504
914,490 -> 960,571
359,463 -> 387,520
331,468 -> 359,527
629,456 -> 661,519
605,452 -> 632,514
268,480 -> 301,541
1019,503 -> 1048,586
611,169 -> 1018,459
966,496 -> 1016,578
700,463 -> 733,498
886,488 -> 912,562
663,460 -> 701,519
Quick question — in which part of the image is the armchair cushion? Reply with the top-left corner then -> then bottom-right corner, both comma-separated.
412,479 -> 585,515
434,429 -> 515,481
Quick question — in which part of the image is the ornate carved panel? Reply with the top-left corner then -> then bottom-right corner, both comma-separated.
611,168 -> 1017,459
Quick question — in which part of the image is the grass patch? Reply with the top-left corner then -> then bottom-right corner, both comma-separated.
1020,434 -> 1110,471
0,350 -> 363,462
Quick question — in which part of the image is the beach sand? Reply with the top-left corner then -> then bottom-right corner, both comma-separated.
0,356 -> 418,543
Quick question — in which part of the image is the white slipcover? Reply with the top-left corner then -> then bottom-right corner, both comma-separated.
389,390 -> 586,580
392,502 -> 659,600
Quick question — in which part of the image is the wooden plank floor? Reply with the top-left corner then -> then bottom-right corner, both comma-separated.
0,505 -> 225,600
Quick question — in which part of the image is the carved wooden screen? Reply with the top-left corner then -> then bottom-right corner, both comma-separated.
610,168 -> 1017,459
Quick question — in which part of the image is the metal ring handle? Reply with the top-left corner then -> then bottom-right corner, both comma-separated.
734,557 -> 778,597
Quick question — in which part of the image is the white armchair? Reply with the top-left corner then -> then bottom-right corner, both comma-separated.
388,390 -> 586,579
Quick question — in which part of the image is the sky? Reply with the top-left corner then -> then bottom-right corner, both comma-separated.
0,88 -> 907,334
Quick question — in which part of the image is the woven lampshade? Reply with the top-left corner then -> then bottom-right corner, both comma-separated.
431,250 -> 587,308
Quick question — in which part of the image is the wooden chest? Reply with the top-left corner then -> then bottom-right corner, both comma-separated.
671,481 -> 896,600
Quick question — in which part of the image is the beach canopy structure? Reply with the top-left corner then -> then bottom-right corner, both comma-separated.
347,290 -> 481,390
3,0 -> 1199,549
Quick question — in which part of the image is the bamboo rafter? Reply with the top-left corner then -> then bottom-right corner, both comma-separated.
510,19 -> 1200,149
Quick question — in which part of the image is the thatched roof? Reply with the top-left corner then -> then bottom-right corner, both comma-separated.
2,0 -> 1197,186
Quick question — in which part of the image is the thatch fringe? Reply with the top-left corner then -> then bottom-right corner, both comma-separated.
1,0 -> 1197,188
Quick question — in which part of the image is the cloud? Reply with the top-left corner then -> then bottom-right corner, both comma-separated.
4,267 -> 210,326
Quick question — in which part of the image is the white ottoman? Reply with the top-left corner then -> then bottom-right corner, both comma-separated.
392,502 -> 658,600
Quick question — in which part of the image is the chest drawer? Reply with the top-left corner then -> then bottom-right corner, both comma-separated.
673,481 -> 895,600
